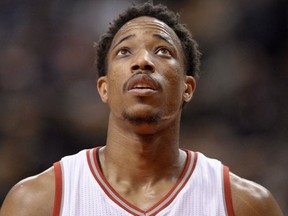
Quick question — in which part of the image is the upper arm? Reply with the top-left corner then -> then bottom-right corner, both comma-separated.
0,167 -> 55,216
230,173 -> 283,216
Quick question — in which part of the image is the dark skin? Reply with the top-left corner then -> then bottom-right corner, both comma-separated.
0,16 -> 283,216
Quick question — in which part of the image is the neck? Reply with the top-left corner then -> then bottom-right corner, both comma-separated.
99,113 -> 185,187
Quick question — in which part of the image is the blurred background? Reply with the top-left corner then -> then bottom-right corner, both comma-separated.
0,0 -> 287,213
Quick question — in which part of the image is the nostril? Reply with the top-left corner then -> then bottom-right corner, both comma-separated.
131,64 -> 154,72
144,65 -> 154,71
131,65 -> 140,70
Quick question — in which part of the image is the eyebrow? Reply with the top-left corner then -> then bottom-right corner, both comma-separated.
152,34 -> 174,46
112,34 -> 135,50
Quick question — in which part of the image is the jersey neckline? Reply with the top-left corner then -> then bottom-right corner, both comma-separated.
86,147 -> 198,216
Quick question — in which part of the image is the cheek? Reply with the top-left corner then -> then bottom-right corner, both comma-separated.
106,63 -> 125,97
160,66 -> 185,106
106,78 -> 122,104
162,63 -> 185,91
105,68 -> 131,112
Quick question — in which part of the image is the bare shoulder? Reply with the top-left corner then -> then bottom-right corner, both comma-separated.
0,166 -> 55,216
230,172 -> 283,216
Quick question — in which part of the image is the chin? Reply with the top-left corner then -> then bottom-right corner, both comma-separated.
122,110 -> 161,126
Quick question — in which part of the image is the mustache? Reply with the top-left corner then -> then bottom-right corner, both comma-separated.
122,72 -> 160,92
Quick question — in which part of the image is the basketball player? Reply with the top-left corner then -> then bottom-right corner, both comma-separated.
0,2 -> 283,216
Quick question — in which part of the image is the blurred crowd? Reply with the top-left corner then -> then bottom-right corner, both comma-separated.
0,0 -> 287,212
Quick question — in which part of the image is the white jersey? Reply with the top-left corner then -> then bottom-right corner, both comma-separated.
53,147 -> 235,216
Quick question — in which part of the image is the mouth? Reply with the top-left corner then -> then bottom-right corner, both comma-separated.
125,74 -> 160,96
129,82 -> 157,90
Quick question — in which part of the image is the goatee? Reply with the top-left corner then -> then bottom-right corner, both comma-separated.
122,111 -> 161,125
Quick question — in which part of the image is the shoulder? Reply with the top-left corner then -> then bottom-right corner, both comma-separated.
230,172 -> 283,216
0,166 -> 55,216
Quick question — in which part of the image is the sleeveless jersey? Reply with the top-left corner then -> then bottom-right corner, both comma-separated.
53,147 -> 235,216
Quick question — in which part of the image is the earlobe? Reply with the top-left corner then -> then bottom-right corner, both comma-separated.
97,76 -> 108,103
183,76 -> 196,102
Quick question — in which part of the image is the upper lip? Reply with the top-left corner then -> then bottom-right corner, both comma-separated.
125,73 -> 160,91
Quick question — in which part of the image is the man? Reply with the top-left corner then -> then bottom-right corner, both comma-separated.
0,2 -> 283,216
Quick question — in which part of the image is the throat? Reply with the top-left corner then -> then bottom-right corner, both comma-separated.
97,146 -> 188,189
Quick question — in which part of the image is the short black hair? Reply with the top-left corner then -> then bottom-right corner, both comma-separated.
95,1 -> 201,78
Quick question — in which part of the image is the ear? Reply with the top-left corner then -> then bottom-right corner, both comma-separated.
97,76 -> 108,103
183,76 -> 196,102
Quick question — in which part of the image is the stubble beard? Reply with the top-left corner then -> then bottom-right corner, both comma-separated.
122,110 -> 161,125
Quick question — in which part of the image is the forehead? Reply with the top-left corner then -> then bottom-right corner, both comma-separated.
111,16 -> 181,47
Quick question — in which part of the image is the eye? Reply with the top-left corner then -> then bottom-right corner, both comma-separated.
155,47 -> 172,57
116,48 -> 131,57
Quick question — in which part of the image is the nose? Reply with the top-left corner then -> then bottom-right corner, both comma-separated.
130,50 -> 155,73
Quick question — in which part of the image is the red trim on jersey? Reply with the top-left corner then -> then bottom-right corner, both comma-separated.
87,148 -> 144,215
53,162 -> 63,216
223,166 -> 235,216
87,147 -> 197,216
150,152 -> 198,215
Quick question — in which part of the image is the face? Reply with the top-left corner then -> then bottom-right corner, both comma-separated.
97,16 -> 196,128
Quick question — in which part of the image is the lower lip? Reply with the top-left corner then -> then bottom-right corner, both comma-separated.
128,88 -> 157,96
